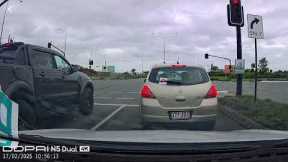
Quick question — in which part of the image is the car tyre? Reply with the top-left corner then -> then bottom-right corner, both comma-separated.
79,87 -> 94,115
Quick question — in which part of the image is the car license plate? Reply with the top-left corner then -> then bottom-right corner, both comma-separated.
169,112 -> 192,120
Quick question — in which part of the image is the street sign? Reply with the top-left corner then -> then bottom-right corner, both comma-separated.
247,14 -> 264,39
235,59 -> 245,74
248,14 -> 264,101
0,85 -> 18,147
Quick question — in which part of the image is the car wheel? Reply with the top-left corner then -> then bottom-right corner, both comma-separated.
13,98 -> 37,130
79,87 -> 94,115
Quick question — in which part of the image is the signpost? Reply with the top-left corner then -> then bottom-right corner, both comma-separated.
235,59 -> 245,74
247,14 -> 264,101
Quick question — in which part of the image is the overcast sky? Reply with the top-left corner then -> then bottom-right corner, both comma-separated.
2,0 -> 288,72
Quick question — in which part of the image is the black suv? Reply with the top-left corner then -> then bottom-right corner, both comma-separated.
0,42 -> 94,129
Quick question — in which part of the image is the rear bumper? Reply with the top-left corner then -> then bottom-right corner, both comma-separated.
142,114 -> 216,124
141,98 -> 218,124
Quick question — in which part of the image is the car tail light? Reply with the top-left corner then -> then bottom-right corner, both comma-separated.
206,84 -> 219,98
140,84 -> 155,98
2,43 -> 12,48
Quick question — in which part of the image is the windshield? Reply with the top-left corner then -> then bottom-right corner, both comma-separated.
0,0 -> 288,161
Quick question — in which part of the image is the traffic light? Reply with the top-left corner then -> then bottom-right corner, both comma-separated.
48,42 -> 52,48
204,53 -> 209,59
227,0 -> 244,27
89,60 -> 93,66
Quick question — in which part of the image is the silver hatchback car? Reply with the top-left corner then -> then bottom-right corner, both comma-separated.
140,64 -> 219,129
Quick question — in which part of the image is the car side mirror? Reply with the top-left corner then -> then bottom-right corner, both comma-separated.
71,65 -> 80,73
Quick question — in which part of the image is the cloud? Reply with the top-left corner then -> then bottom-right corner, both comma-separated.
2,0 -> 288,72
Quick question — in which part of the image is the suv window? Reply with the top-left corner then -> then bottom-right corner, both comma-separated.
30,50 -> 56,69
54,55 -> 71,73
148,67 -> 209,85
54,55 -> 69,69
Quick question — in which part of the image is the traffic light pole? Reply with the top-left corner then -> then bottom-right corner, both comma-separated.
205,54 -> 232,66
236,26 -> 243,96
0,0 -> 8,7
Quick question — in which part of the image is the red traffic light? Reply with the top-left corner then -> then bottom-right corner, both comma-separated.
231,0 -> 240,5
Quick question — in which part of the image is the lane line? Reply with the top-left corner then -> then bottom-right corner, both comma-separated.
94,103 -> 138,107
94,97 -> 112,99
116,97 -> 136,100
91,105 -> 127,130
127,91 -> 138,94
260,81 -> 288,83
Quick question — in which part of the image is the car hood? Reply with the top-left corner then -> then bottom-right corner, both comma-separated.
20,129 -> 288,143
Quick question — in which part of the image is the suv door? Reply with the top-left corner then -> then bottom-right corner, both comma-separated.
29,48 -> 63,102
53,54 -> 80,104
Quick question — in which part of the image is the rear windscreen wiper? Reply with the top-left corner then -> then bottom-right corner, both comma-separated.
166,80 -> 183,85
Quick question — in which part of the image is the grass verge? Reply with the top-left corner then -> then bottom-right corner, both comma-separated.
219,96 -> 288,130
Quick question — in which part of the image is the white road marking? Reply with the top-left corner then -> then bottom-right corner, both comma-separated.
260,81 -> 288,83
94,103 -> 138,107
116,97 -> 136,100
94,97 -> 112,99
127,91 -> 138,94
91,105 -> 127,130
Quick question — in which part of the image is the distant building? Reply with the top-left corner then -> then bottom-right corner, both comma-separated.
102,65 -> 115,73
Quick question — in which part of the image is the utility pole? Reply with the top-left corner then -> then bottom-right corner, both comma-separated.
64,30 -> 67,57
152,32 -> 177,64
0,2 -> 8,45
163,39 -> 166,64
0,0 -> 23,45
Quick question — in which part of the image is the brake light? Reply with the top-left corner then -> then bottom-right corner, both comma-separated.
172,64 -> 186,68
140,84 -> 155,98
2,43 -> 12,48
206,84 -> 219,98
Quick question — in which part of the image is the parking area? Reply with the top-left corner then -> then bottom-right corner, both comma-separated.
40,79 -> 244,131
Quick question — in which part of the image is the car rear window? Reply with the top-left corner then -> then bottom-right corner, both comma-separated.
148,66 -> 209,85
0,48 -> 17,64
0,45 -> 26,65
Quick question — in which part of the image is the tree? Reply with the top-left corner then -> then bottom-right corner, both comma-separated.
269,69 -> 273,73
211,65 -> 219,72
131,68 -> 136,75
259,57 -> 269,73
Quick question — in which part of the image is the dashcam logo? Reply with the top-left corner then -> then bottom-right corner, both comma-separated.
79,146 -> 90,152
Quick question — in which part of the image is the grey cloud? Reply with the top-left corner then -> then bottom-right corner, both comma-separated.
1,0 -> 288,72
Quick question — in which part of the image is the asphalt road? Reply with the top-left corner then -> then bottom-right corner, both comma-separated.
41,79 -> 244,131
